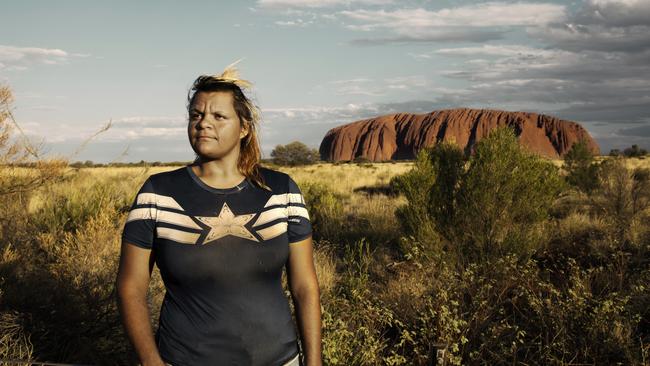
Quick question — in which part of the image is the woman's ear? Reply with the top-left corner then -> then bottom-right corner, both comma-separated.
240,121 -> 250,139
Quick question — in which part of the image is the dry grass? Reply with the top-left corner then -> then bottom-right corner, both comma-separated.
279,162 -> 413,194
549,156 -> 650,170
1,158 -> 649,365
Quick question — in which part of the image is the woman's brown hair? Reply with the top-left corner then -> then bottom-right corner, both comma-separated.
187,67 -> 270,191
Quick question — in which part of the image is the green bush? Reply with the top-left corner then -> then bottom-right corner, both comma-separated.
393,126 -> 564,263
564,139 -> 600,193
623,144 -> 648,158
589,157 -> 650,245
300,182 -> 345,243
390,146 -> 450,258
32,171 -> 138,233
322,238 -> 406,365
452,127 -> 564,261
271,141 -> 319,166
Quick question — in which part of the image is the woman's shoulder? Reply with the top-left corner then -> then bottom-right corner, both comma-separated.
144,166 -> 189,188
257,166 -> 293,192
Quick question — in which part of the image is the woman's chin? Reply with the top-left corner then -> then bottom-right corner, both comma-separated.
194,150 -> 233,161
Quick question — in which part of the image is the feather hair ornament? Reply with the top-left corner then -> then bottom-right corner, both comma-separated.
211,59 -> 253,90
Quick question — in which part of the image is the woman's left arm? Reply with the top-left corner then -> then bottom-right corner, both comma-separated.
287,236 -> 322,366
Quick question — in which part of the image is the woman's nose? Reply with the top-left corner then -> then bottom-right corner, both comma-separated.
196,116 -> 213,129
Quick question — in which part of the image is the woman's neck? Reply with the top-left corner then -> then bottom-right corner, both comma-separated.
191,159 -> 245,188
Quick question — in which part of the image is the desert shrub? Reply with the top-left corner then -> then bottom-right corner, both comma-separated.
17,208 -> 128,363
311,241 -> 338,298
382,263 -> 467,366
589,157 -> 650,245
451,127 -> 564,262
0,84 -> 69,363
31,170 -> 141,234
408,252 -> 646,365
0,85 -> 66,197
300,182 -> 345,243
623,144 -> 648,158
564,138 -> 600,193
0,178 -> 165,365
0,310 -> 33,362
390,146 -> 453,258
353,156 -> 373,167
543,212 -> 609,268
271,141 -> 320,166
393,126 -> 564,263
321,238 -> 403,365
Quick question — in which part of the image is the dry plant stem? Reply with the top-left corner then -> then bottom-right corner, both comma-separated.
70,119 -> 113,160
5,108 -> 41,160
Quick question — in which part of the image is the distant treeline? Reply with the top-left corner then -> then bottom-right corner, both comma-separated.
3,144 -> 646,169
609,144 -> 648,158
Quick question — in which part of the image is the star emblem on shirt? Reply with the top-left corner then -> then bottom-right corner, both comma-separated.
195,202 -> 259,244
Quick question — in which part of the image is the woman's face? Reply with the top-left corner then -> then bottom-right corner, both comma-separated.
188,91 -> 249,162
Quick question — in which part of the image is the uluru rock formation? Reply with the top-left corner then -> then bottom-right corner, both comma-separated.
319,108 -> 600,161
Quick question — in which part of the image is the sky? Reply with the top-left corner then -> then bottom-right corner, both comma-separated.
1,0 -> 649,162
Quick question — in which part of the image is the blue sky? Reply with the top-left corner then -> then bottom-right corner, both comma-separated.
1,0 -> 649,162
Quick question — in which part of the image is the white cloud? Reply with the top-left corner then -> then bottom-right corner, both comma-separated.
275,19 -> 314,26
408,52 -> 432,60
112,116 -> 185,127
0,45 -> 87,70
529,0 -> 650,52
341,3 -> 565,28
23,116 -> 187,144
322,75 -> 430,96
435,44 -> 558,58
257,0 -> 392,9
122,127 -> 186,140
581,0 -> 650,27
433,43 -> 650,125
339,2 -> 566,44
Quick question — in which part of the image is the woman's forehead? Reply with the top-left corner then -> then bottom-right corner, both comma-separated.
191,91 -> 235,111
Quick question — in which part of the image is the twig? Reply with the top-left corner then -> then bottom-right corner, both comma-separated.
5,108 -> 41,160
70,119 -> 113,160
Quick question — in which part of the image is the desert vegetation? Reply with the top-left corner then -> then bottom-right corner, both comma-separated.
1,84 -> 650,365
271,141 -> 321,166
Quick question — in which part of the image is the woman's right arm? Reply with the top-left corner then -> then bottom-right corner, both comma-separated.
116,241 -> 166,366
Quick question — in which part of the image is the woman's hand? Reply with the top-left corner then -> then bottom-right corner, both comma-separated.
116,241 -> 165,365
287,236 -> 322,366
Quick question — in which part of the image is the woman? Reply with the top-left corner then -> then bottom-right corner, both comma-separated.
116,62 -> 322,366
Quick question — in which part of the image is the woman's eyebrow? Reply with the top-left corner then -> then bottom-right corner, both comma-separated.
190,107 -> 227,112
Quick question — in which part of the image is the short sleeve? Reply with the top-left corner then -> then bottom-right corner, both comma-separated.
287,176 -> 313,244
121,178 -> 157,249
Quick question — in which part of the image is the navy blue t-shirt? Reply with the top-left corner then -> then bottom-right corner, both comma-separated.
121,165 -> 312,366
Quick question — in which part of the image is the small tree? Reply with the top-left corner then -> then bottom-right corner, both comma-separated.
393,126 -> 564,264
270,141 -> 319,166
390,145 -> 453,257
590,157 -> 650,245
0,84 -> 66,196
451,127 -> 564,261
623,144 -> 647,157
564,139 -> 600,193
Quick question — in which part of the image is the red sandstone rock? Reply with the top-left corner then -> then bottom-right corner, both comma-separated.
319,108 -> 600,161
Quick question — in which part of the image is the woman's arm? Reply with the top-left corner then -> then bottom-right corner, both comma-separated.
287,236 -> 322,366
116,241 -> 166,366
